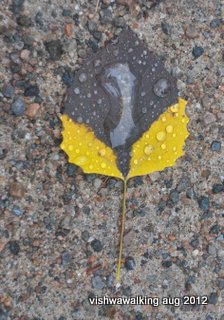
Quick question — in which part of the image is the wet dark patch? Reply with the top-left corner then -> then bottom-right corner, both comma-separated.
64,28 -> 178,177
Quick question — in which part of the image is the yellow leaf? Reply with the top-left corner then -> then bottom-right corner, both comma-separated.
128,98 -> 189,178
60,114 -> 123,179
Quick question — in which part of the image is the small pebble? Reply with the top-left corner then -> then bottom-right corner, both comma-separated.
169,189 -> 179,204
216,278 -> 224,290
10,0 -> 25,14
100,8 -> 113,24
0,149 -> 7,160
91,239 -> 103,252
11,98 -> 24,115
20,49 -> 30,60
24,85 -> 40,97
211,141 -> 221,151
66,164 -> 77,176
177,177 -> 190,192
61,251 -> 71,266
0,309 -> 8,320
25,103 -> 40,118
9,181 -> 25,198
93,178 -> 102,189
208,292 -> 218,305
62,69 -> 73,87
9,240 -> 20,255
198,196 -> 209,211
190,237 -> 199,248
161,21 -> 172,36
210,19 -> 222,29
87,21 -> 97,32
92,31 -> 102,41
35,11 -> 44,27
162,260 -> 172,268
11,205 -> 23,217
17,15 -> 32,27
91,275 -> 105,289
73,14 -> 79,26
44,40 -> 63,60
124,256 -> 136,270
1,84 -> 15,98
192,46 -> 204,59
62,9 -> 72,17
204,112 -> 216,125
207,244 -> 216,255
212,183 -> 224,194
81,230 -> 90,241
185,25 -> 198,39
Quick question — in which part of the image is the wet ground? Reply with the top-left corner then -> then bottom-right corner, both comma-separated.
0,0 -> 223,319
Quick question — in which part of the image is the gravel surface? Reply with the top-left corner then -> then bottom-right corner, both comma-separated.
0,0 -> 223,319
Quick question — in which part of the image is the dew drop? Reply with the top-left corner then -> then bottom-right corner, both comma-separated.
68,145 -> 73,151
99,148 -> 106,156
89,164 -> 93,170
77,116 -> 83,123
142,107 -> 147,114
161,143 -> 166,150
158,155 -> 162,160
153,78 -> 171,98
173,146 -> 177,152
75,149 -> 80,154
79,73 -> 87,83
134,159 -> 138,165
166,125 -> 173,133
181,117 -> 186,123
75,156 -> 88,165
101,162 -> 106,168
173,133 -> 176,138
144,144 -> 153,155
171,104 -> 178,113
74,87 -> 80,94
156,131 -> 166,141
94,60 -> 101,67
162,116 -> 167,122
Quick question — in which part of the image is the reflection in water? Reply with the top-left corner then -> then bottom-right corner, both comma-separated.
100,63 -> 136,148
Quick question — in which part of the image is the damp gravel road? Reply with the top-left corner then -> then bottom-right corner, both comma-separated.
0,0 -> 224,319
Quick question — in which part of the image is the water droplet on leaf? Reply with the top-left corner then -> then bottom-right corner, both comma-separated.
79,73 -> 87,83
153,78 -> 171,98
101,162 -> 106,168
75,156 -> 88,165
166,125 -> 173,133
156,131 -> 166,141
74,87 -> 80,94
144,144 -> 153,155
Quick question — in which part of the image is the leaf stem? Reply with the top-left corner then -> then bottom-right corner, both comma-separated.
116,178 -> 127,283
